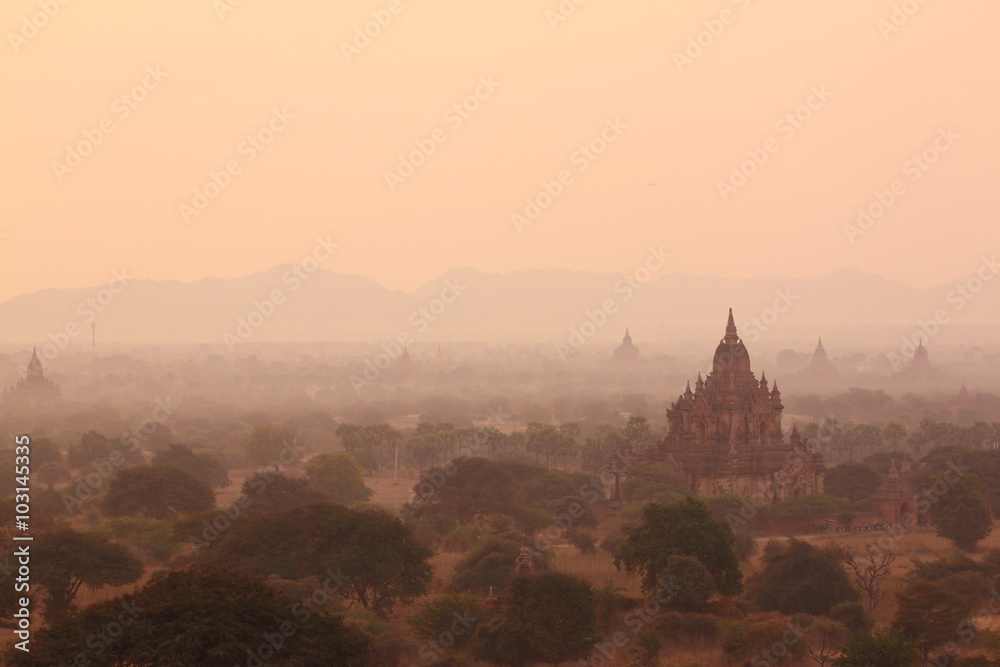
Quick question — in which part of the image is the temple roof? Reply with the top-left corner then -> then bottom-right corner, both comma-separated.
712,309 -> 751,375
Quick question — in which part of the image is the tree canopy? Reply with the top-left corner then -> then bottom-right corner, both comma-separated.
474,572 -> 598,667
239,471 -> 329,515
832,630 -> 922,667
614,497 -> 742,596
744,538 -> 857,616
244,422 -> 298,468
102,464 -> 215,519
9,567 -> 371,666
151,444 -> 230,488
927,472 -> 993,551
410,457 -> 523,523
893,579 -> 974,654
33,529 -> 143,618
304,452 -> 373,504
203,503 -> 432,618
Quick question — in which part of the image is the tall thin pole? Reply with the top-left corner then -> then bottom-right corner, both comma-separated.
392,444 -> 399,485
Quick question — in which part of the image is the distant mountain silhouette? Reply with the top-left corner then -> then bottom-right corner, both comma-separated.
0,266 -> 996,345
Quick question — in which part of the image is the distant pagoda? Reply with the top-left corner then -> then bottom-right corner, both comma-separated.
3,347 -> 61,405
610,328 -> 641,365
895,341 -> 943,381
798,337 -> 838,381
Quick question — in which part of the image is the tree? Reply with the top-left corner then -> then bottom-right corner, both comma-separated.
474,573 -> 598,666
829,601 -> 872,634
9,567 -> 371,666
408,593 -> 483,652
842,542 -> 896,614
451,536 -> 550,594
928,472 -> 993,551
33,529 -> 142,617
745,538 -> 857,616
244,422 -> 297,468
893,579 -> 973,655
205,503 -> 432,618
102,465 -> 215,519
883,420 -> 908,450
806,618 -> 853,667
412,457 -> 521,523
832,630 -> 922,667
824,462 -> 883,502
67,430 -> 114,469
614,497 -> 742,596
662,554 -> 716,612
304,453 -> 373,504
152,444 -> 230,488
407,422 -> 461,472
239,471 -> 329,515
28,437 -> 63,470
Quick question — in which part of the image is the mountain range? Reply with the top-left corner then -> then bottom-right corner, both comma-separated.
1,266 -> 997,348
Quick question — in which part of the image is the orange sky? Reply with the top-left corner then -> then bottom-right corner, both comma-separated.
1,1 -> 997,302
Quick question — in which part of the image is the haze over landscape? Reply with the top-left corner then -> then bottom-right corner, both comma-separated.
2,2 -> 1000,665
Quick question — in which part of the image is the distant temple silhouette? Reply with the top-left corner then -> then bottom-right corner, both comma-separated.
946,382 -> 976,417
3,347 -> 60,405
641,310 -> 824,501
610,328 -> 641,365
798,337 -> 838,381
895,341 -> 943,381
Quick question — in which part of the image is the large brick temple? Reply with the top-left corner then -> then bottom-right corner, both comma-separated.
645,309 -> 825,502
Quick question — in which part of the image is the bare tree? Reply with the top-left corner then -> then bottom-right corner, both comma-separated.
842,541 -> 896,614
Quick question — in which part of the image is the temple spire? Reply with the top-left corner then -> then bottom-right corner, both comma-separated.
26,347 -> 44,378
725,308 -> 738,341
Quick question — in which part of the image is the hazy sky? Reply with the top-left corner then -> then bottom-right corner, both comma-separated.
2,1 -> 997,303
